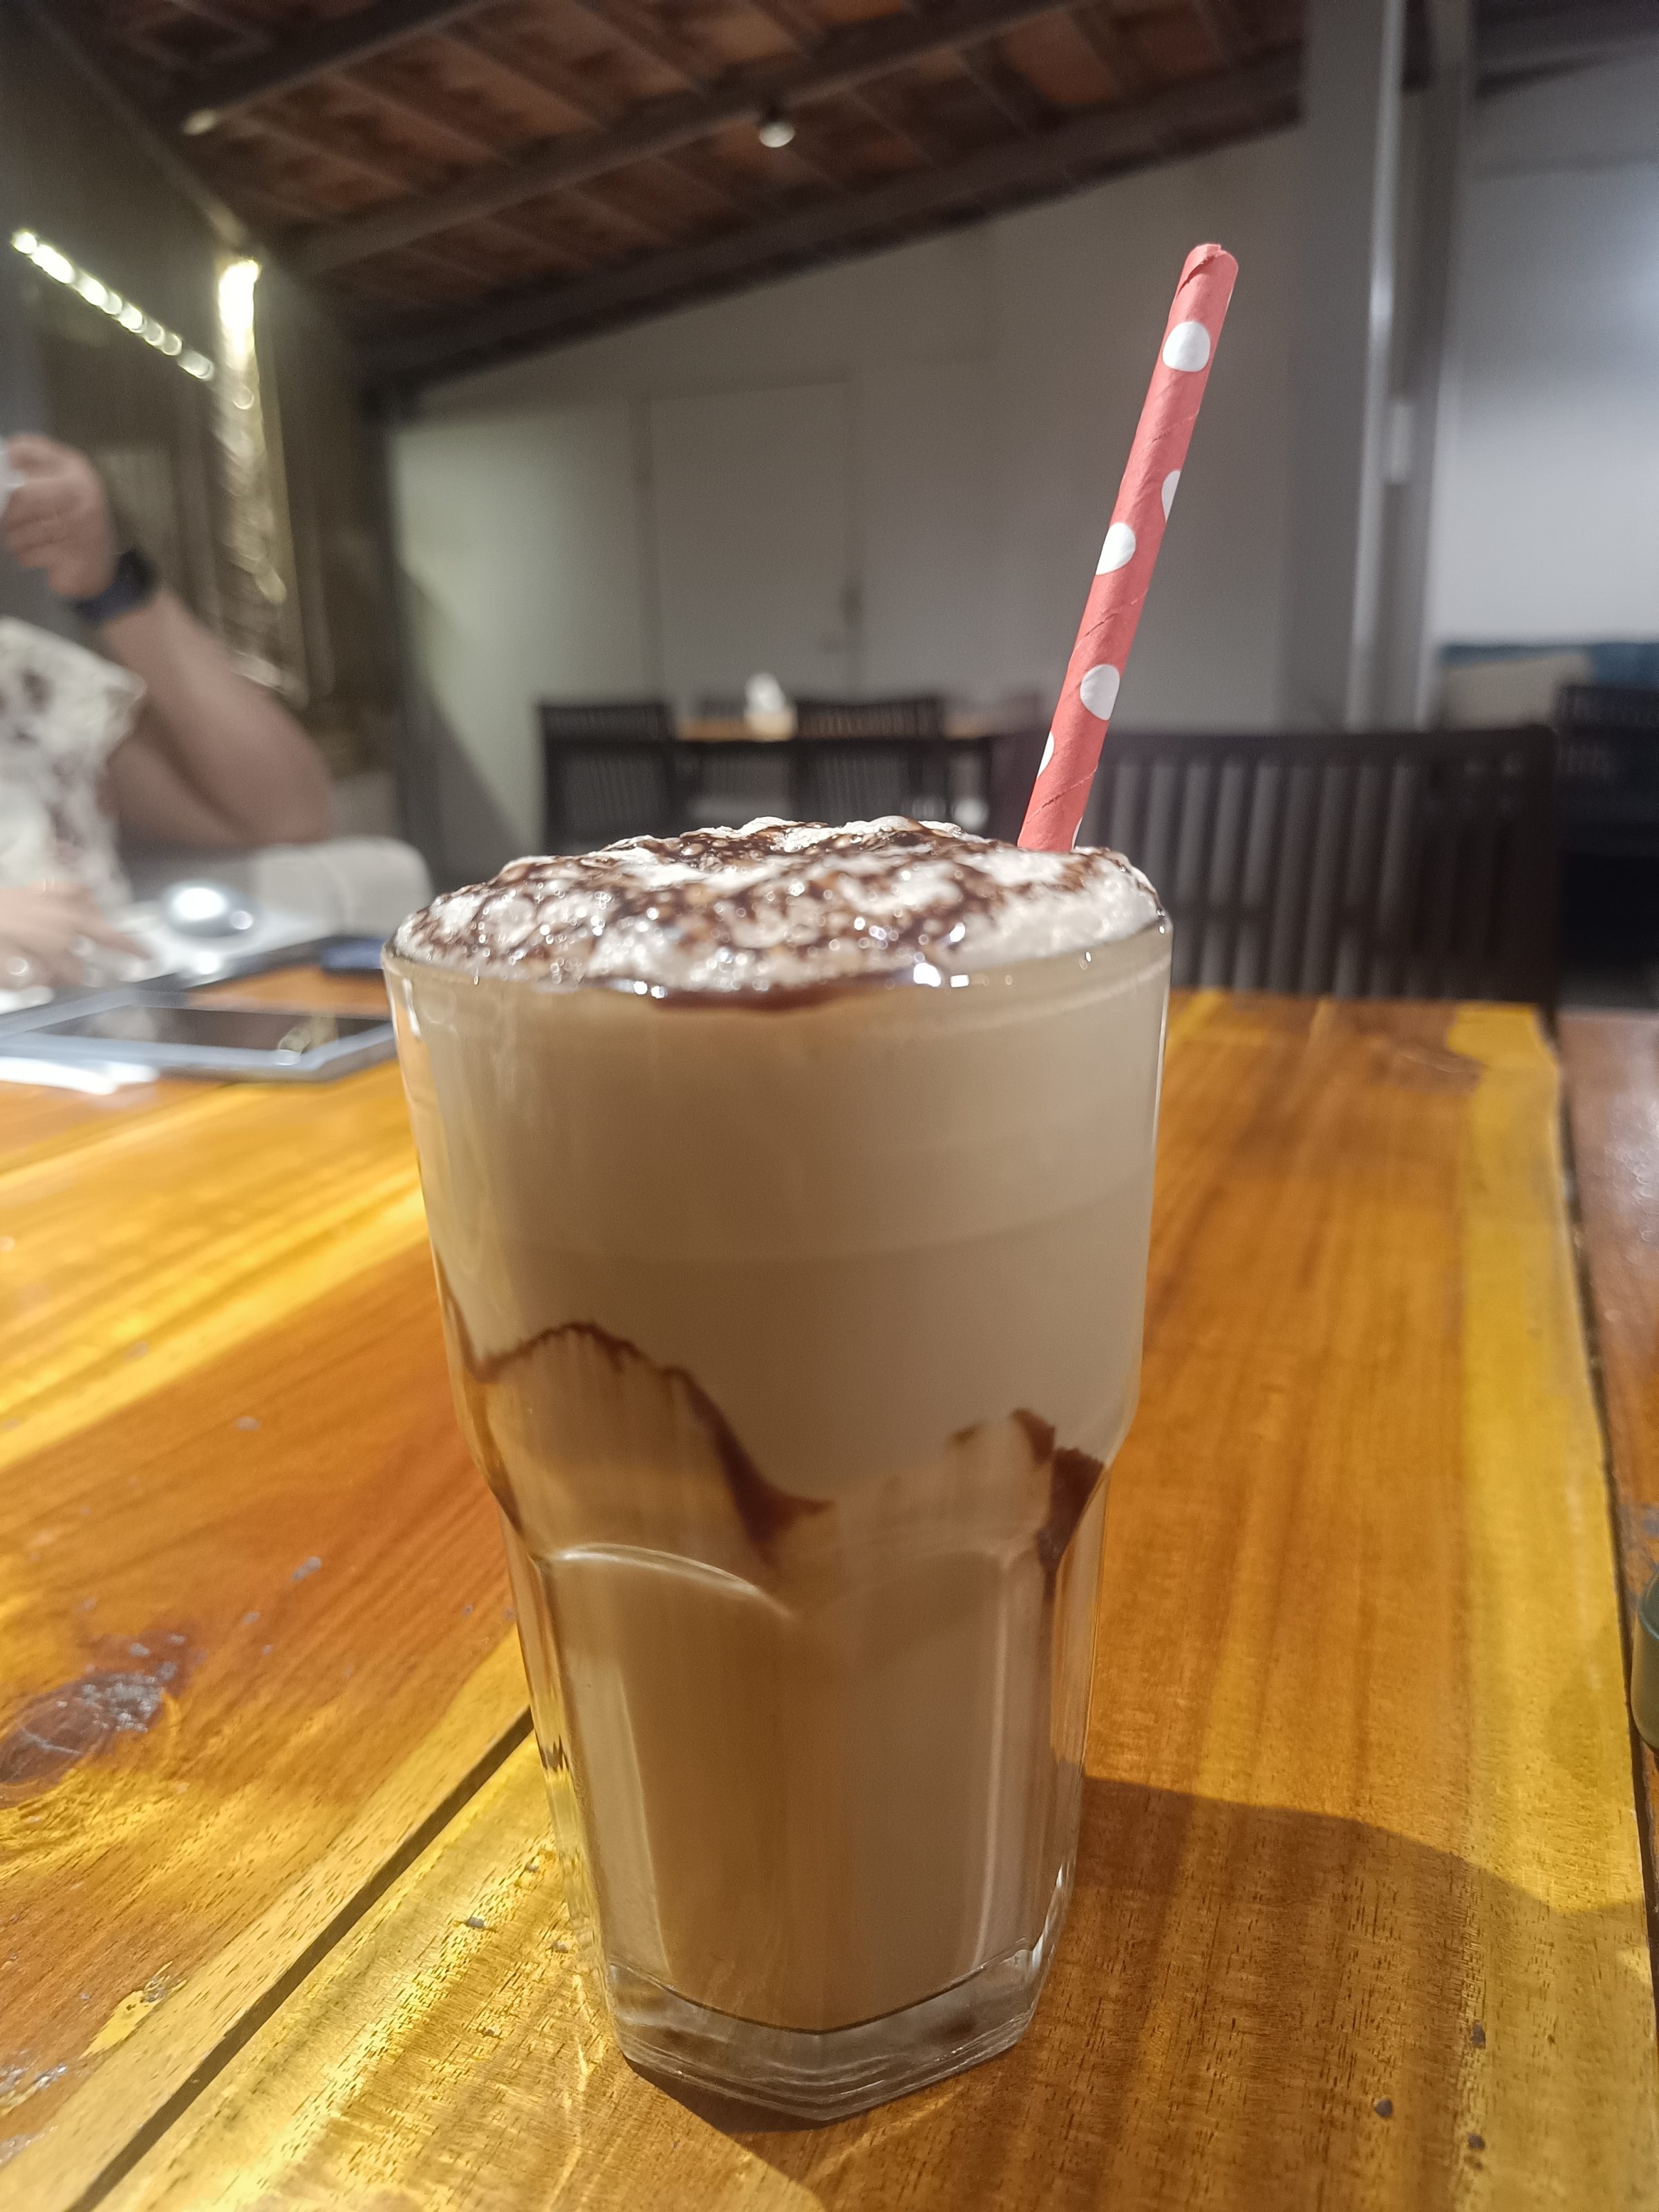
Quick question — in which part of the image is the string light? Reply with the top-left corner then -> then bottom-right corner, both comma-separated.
9,229 -> 215,382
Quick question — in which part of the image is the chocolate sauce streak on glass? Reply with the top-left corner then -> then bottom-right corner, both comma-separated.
433,1262 -> 825,1560
437,1266 -> 1098,1577
535,1320 -> 830,1559
1011,1409 -> 1106,1587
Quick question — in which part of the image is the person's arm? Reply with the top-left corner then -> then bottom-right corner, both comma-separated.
1,435 -> 332,849
104,592 -> 332,847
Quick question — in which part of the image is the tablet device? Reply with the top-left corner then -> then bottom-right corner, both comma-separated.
0,988 -> 396,1082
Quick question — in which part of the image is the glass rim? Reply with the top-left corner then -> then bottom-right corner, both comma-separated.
382,907 -> 1171,1007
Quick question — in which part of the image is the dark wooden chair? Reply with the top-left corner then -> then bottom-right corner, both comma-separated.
792,696 -> 946,740
540,700 -> 680,850
540,699 -> 675,744
1554,684 -> 1659,859
1080,726 -> 1557,1005
682,739 -> 791,830
541,744 -> 679,854
791,739 -> 915,824
791,698 -> 948,824
1553,684 -> 1659,962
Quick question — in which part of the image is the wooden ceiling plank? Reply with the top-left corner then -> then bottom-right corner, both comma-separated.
895,0 -> 1050,136
332,73 -> 638,269
365,46 -> 1298,379
343,65 -> 516,165
955,36 -> 1055,132
443,19 -> 611,129
158,0 -> 501,130
235,105 -> 442,198
563,0 -> 718,90
234,98 -> 588,278
292,0 -> 1072,272
449,19 -> 797,212
563,178 -> 675,245
1067,1 -> 1154,97
1186,0 -> 1251,69
152,0 -> 268,55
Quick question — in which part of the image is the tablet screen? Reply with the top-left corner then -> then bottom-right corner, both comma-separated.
40,1004 -> 386,1055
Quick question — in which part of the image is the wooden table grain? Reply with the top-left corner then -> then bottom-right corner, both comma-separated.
3,990 -> 1656,2210
1559,1010 -> 1659,1955
0,968 -> 527,2210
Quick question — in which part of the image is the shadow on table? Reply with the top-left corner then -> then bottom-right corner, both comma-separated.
643,1774 -> 1649,2210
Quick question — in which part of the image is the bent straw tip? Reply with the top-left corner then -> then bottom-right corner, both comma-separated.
1179,242 -> 1238,283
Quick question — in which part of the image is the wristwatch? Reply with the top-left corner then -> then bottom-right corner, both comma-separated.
66,545 -> 158,625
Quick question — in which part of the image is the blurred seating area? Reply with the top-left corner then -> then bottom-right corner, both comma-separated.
2,0 -> 1658,1008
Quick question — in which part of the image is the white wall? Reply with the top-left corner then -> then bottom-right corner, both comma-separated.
395,127 -> 1301,867
1430,53 -> 1659,643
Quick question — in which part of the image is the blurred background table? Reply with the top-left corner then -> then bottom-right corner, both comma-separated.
2,983 -> 1656,2211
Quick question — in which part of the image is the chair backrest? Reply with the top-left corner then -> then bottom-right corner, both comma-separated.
790,738 -> 956,826
540,698 -> 675,744
1553,684 -> 1659,846
541,735 -> 679,851
1556,683 -> 1659,737
793,695 -> 946,740
682,740 -> 792,830
1080,727 -> 1557,1004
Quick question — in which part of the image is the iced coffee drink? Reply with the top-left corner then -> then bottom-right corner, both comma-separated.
386,818 -> 1170,2117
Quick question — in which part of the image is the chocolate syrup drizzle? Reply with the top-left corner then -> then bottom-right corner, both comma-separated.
438,1264 -> 1103,1584
436,1265 -> 824,1559
1011,1409 -> 1107,1585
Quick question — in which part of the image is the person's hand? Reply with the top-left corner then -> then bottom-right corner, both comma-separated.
0,436 -> 117,600
0,883 -> 143,989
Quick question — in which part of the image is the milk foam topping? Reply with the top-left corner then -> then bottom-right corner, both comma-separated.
393,817 -> 1162,992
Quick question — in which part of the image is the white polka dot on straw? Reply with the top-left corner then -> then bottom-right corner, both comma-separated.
1161,469 -> 1181,518
1162,321 -> 1211,372
1097,522 -> 1136,573
1039,732 -> 1055,772
1078,664 -> 1121,720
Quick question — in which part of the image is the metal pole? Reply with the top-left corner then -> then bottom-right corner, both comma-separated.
1280,0 -> 1407,731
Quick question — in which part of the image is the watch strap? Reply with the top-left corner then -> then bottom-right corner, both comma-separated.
67,545 -> 158,625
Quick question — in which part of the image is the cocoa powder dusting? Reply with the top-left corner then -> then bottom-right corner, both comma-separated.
393,817 -> 1160,994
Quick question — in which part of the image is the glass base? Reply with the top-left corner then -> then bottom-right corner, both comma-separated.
607,1857 -> 1074,2122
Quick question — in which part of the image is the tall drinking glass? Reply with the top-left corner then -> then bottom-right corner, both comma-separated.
386,828 -> 1170,2118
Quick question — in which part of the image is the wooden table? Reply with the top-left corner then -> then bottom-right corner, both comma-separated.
1561,1013 -> 1659,1958
3,986 -> 1656,2210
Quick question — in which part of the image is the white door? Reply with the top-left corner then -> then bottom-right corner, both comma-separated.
648,382 -> 856,709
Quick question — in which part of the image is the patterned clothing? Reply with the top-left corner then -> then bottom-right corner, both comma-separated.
0,617 -> 144,910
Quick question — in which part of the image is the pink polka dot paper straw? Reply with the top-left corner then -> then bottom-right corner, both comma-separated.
1020,243 -> 1239,852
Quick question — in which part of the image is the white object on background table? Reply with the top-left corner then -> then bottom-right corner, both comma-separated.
0,1055 -> 157,1094
0,438 -> 21,518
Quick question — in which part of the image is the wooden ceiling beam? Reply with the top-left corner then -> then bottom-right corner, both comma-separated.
156,0 -> 499,131
365,48 -> 1300,384
293,0 -> 1075,274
